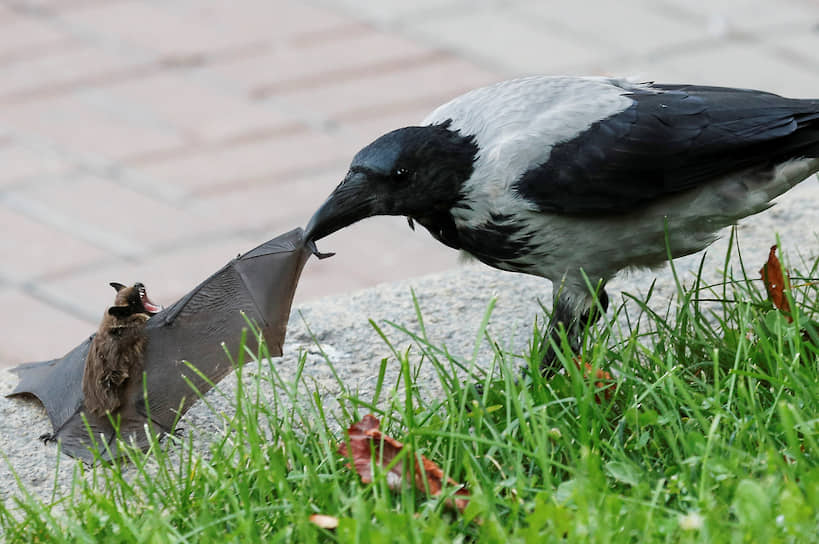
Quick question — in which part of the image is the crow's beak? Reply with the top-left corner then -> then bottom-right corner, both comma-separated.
304,171 -> 375,243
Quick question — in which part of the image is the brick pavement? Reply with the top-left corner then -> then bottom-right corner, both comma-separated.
1,0 -> 818,368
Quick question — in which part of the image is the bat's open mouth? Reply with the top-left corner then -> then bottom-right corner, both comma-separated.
138,286 -> 163,314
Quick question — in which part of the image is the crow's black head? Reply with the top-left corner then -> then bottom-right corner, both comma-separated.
305,121 -> 477,242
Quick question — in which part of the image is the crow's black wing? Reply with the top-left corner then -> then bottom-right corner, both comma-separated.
514,85 -> 819,213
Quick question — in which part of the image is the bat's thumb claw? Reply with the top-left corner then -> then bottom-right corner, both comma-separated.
307,240 -> 335,260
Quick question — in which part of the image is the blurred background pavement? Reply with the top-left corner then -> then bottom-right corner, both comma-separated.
1,0 -> 818,367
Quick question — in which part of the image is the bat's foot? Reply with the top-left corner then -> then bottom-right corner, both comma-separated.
471,381 -> 484,397
467,368 -> 525,410
462,381 -> 484,414
39,432 -> 56,444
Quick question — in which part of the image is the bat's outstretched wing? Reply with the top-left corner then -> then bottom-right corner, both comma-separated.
8,228 -> 312,462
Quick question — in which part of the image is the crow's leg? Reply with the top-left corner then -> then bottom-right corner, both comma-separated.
474,283 -> 609,395
539,287 -> 609,376
473,286 -> 609,399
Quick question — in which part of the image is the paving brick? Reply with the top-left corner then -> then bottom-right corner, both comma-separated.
36,235 -> 274,320
0,13 -> 74,63
3,187 -> 147,259
55,1 -> 266,58
0,287 -> 96,368
656,0 -> 818,33
5,0 -> 113,13
91,73 -> 304,146
0,141 -> 71,186
296,215 -> 460,303
306,0 -> 467,24
0,44 -> 151,101
404,9 -> 607,75
517,0 -> 712,59
188,171 -> 335,235
194,30 -> 445,97
170,0 -> 358,43
341,104 -> 447,142
17,174 -> 222,251
766,27 -> 819,75
657,41 -> 819,97
267,56 -> 499,120
333,104 -> 451,161
127,129 -> 352,194
0,205 -> 108,281
0,92 -> 185,160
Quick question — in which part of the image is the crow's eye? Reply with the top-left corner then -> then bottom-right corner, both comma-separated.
393,167 -> 409,178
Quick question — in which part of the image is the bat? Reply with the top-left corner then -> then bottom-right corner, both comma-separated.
80,282 -> 161,420
7,228 -> 313,462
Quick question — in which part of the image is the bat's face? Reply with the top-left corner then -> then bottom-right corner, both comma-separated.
108,282 -> 163,318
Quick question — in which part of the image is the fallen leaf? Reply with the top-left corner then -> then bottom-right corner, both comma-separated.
760,245 -> 792,322
574,359 -> 615,403
338,414 -> 470,513
309,514 -> 339,530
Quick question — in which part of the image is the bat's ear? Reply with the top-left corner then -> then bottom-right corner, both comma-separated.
110,282 -> 127,292
108,305 -> 131,318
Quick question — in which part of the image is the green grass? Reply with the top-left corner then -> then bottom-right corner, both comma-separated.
2,244 -> 818,543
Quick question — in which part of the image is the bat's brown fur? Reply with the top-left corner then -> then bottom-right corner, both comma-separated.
82,283 -> 157,417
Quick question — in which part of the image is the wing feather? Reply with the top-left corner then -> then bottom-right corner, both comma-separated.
514,85 -> 819,213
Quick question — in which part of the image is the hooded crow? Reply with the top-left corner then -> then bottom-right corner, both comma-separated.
305,76 -> 819,372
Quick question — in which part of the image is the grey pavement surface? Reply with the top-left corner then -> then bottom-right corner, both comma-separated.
1,0 -> 819,505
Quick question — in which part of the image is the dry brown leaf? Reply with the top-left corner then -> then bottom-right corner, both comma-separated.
574,358 -> 615,403
760,244 -> 792,322
338,414 -> 470,513
309,514 -> 339,530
